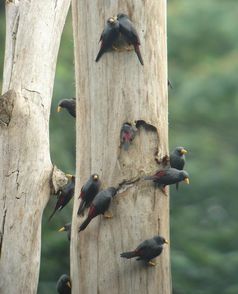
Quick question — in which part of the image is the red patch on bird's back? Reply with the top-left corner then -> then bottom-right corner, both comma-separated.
88,205 -> 96,218
123,132 -> 131,141
155,170 -> 166,178
79,187 -> 85,199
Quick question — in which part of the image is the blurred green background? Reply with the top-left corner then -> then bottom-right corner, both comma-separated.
0,1 -> 238,293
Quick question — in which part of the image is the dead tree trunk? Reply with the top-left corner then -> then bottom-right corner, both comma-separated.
71,1 -> 171,293
0,1 -> 70,293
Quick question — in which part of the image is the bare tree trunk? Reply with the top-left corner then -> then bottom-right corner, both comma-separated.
0,1 -> 70,293
71,1 -> 171,293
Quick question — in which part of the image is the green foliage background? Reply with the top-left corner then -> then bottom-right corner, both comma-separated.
0,1 -> 237,293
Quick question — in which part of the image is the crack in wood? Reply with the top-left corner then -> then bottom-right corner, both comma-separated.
0,209 -> 7,258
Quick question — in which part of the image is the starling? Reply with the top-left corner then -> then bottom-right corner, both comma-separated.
56,274 -> 71,294
120,122 -> 137,150
117,13 -> 144,65
78,187 -> 117,232
48,175 -> 75,221
77,174 -> 101,216
144,168 -> 189,193
170,147 -> 187,170
58,223 -> 71,241
95,16 -> 120,62
170,147 -> 188,190
57,98 -> 76,118
120,235 -> 168,266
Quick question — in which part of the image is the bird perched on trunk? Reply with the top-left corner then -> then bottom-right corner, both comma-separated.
56,274 -> 71,294
120,122 -> 137,150
144,168 -> 189,193
48,175 -> 75,221
77,174 -> 101,216
58,223 -> 71,241
120,235 -> 168,266
95,16 -> 120,62
79,187 -> 117,232
170,147 -> 188,190
117,13 -> 144,65
57,98 -> 76,118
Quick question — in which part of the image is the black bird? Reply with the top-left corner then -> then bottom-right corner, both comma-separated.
48,175 -> 75,221
96,16 -> 120,62
117,13 -> 144,65
144,168 -> 189,193
58,223 -> 71,241
57,98 -> 76,118
120,122 -> 137,150
56,274 -> 71,294
170,147 -> 188,190
170,147 -> 187,170
120,235 -> 168,266
77,174 -> 101,216
79,187 -> 117,232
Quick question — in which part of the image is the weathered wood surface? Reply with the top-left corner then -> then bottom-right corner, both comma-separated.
71,0 -> 171,293
0,1 -> 70,293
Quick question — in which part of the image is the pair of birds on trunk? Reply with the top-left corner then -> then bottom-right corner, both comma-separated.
96,13 -> 144,65
77,174 -> 117,232
145,146 -> 189,192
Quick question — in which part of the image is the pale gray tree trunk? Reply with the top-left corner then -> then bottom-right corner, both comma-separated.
0,1 -> 70,293
71,0 -> 171,293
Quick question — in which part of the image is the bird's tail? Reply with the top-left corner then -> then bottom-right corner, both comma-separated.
134,44 -> 144,66
79,217 -> 92,232
77,200 -> 86,216
95,47 -> 105,62
48,209 -> 57,222
176,183 -> 179,191
123,141 -> 130,151
120,251 -> 137,259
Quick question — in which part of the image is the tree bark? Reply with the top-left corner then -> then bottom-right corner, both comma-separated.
71,1 -> 171,293
0,1 -> 70,293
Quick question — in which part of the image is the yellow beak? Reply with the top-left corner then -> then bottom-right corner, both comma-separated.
58,227 -> 65,232
181,148 -> 188,154
66,281 -> 71,288
57,106 -> 62,113
164,239 -> 169,244
184,177 -> 190,184
65,173 -> 73,179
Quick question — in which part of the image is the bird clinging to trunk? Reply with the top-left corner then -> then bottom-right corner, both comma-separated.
117,13 -> 144,65
48,175 -> 75,221
56,274 -> 71,294
78,187 -> 117,232
95,16 -> 120,62
57,98 -> 76,118
120,235 -> 168,266
58,223 -> 71,241
144,168 -> 189,193
77,174 -> 101,216
120,122 -> 137,150
170,147 -> 188,190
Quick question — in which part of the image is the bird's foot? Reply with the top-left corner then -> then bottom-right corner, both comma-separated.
161,186 -> 168,196
103,211 -> 113,219
112,46 -> 125,52
112,45 -> 133,52
148,261 -> 156,266
125,45 -> 134,51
